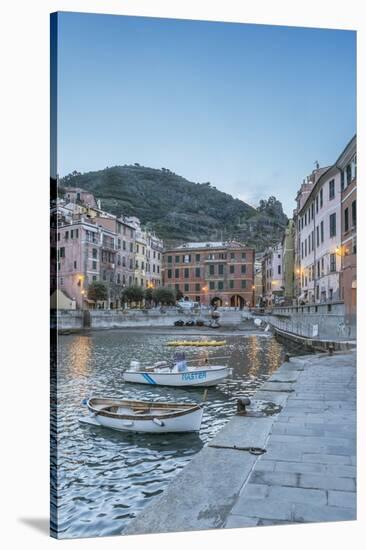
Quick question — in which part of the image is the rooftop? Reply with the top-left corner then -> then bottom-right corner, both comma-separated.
173,240 -> 246,250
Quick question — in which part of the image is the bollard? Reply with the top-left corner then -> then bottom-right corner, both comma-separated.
237,397 -> 251,415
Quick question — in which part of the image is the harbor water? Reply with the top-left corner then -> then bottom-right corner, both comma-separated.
53,329 -> 288,538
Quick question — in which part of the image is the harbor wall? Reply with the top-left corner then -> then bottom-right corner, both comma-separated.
51,308 -> 247,331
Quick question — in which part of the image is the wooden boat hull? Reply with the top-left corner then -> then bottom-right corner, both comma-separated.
123,366 -> 231,387
80,398 -> 203,433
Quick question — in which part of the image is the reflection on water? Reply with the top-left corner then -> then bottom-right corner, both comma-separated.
55,330 -> 284,538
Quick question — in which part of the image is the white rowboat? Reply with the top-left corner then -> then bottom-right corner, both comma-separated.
79,397 -> 203,433
123,364 -> 232,387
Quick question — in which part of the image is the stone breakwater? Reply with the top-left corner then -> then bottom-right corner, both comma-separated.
124,350 -> 356,535
52,309 -> 250,331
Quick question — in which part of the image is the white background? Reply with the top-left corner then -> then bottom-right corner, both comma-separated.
0,1 -> 364,549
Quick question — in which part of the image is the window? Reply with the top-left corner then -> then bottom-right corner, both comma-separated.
311,231 -> 314,251
329,213 -> 336,237
209,264 -> 215,275
241,252 -> 246,260
352,236 -> 357,254
75,229 -> 79,239
305,213 -> 307,226
122,256 -> 126,267
230,252 -> 235,259
230,265 -> 235,274
278,265 -> 281,275
305,240 -> 307,256
346,164 -> 352,185
175,268 -> 179,278
209,281 -> 215,290
195,267 -> 200,277
195,254 -> 200,262
184,283 -> 189,292
103,270 -> 106,281
316,226 -> 319,247
311,203 -> 314,219
341,170 -> 345,191
229,280 -> 234,289
70,229 -> 74,239
123,240 -> 126,250
57,232 -> 60,241
167,256 -> 172,263
59,247 -> 65,258
130,243 -> 133,252
241,280 -> 247,289
117,273 -> 121,284
317,261 -> 320,278
73,261 -> 77,269
175,284 -> 180,291
320,221 -> 324,243
344,207 -> 349,232
184,268 -> 189,278
301,242 -> 304,259
136,244 -> 139,253
167,269 -> 172,278
218,264 -> 224,275
330,253 -> 336,272
241,264 -> 246,274
64,231 -> 69,240
316,195 -> 319,213
175,255 -> 180,263
320,188 -> 323,208
329,179 -> 335,200
195,283 -> 200,291
351,200 -> 356,227
218,281 -> 224,290
184,255 -> 191,263
92,261 -> 97,270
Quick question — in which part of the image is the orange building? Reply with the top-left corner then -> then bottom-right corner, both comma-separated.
162,241 -> 255,308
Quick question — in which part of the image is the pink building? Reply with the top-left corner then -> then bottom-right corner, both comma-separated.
294,163 -> 342,304
63,187 -> 98,208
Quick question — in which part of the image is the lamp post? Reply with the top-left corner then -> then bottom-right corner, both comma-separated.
252,285 -> 256,308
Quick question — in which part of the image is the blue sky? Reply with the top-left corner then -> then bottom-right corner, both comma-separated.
56,12 -> 356,216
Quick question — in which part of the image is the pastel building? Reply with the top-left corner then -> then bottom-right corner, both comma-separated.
337,135 -> 357,320
262,243 -> 283,306
162,241 -> 255,308
281,220 -> 295,303
146,233 -> 163,288
295,165 -> 341,303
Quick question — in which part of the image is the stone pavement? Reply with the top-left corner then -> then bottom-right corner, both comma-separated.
225,351 -> 356,527
124,351 -> 356,535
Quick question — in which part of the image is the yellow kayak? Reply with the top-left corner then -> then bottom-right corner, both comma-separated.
166,340 -> 227,347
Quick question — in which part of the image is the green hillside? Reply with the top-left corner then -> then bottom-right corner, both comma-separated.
59,165 -> 287,250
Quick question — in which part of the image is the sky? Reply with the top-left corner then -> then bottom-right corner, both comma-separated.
56,12 -> 356,216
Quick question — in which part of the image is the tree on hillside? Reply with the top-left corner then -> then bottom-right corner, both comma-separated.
87,282 -> 108,303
